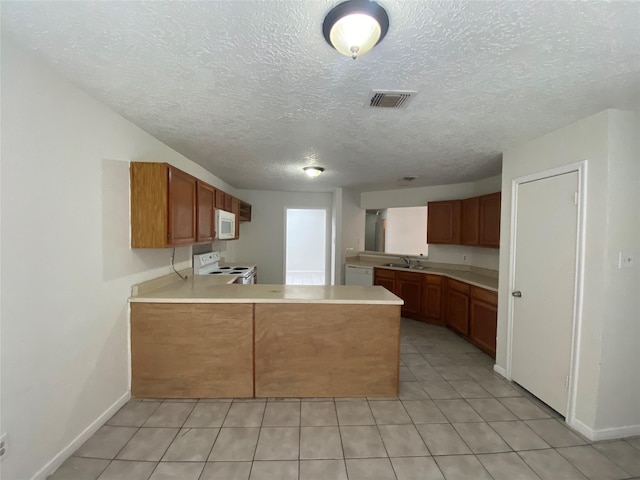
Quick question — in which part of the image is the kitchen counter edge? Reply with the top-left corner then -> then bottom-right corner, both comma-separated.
346,261 -> 498,292
130,278 -> 404,305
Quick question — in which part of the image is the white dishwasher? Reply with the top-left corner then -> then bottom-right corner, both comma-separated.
345,264 -> 374,286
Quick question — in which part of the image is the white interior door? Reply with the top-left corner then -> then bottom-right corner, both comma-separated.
511,171 -> 579,416
285,208 -> 328,285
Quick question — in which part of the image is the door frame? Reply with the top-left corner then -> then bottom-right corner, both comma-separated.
283,206 -> 332,285
505,160 -> 588,427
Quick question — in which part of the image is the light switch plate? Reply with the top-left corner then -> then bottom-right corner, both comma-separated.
618,251 -> 633,269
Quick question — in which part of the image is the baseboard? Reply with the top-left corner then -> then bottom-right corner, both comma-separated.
32,391 -> 131,480
493,364 -> 507,378
571,418 -> 640,441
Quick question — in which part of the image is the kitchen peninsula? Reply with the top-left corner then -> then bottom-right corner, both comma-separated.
129,275 -> 403,399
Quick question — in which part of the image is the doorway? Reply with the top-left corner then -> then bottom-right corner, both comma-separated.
285,208 -> 329,285
508,164 -> 585,419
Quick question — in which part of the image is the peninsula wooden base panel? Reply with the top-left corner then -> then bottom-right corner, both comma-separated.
130,303 -> 254,398
254,304 -> 401,398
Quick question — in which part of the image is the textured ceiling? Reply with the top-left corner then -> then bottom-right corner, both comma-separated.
2,1 -> 639,192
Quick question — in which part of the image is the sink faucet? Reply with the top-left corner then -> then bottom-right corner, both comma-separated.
401,256 -> 411,267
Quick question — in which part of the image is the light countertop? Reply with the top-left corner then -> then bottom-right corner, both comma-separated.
130,276 -> 403,305
345,260 -> 498,292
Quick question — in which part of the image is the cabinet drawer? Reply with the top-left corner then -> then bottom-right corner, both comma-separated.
447,278 -> 470,294
398,271 -> 422,283
374,268 -> 397,279
471,286 -> 497,306
425,274 -> 442,285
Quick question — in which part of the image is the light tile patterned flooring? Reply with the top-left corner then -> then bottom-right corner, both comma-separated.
50,319 -> 640,480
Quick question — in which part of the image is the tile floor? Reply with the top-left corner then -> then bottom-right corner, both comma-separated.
49,319 -> 640,480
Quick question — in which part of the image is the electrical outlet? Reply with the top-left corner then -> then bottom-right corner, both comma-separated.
0,433 -> 7,461
618,251 -> 633,269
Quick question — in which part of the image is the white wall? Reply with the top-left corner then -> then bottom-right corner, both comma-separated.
594,110 -> 640,431
233,190 -> 333,284
361,176 -> 502,270
0,39 -> 239,480
385,207 -> 428,255
498,109 -> 640,437
338,188 -> 365,284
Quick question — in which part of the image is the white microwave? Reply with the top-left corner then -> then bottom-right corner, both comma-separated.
216,209 -> 236,240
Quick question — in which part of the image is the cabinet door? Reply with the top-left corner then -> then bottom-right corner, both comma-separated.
215,189 -> 225,209
479,192 -> 501,248
224,193 -> 233,212
375,277 -> 396,294
196,182 -> 215,243
461,197 -> 480,245
398,272 -> 422,319
446,289 -> 469,336
374,269 -> 397,295
470,298 -> 497,357
427,200 -> 461,244
167,166 -> 197,246
469,287 -> 497,356
231,197 -> 240,239
423,279 -> 443,325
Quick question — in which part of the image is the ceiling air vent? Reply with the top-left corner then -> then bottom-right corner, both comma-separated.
369,90 -> 417,109
397,176 -> 418,187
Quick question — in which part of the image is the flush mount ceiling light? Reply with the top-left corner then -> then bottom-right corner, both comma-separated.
303,166 -> 325,178
323,0 -> 389,60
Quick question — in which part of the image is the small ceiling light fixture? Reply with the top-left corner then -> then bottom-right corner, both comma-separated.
323,0 -> 389,60
303,166 -> 325,178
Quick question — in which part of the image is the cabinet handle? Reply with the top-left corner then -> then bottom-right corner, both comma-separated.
512,290 -> 522,298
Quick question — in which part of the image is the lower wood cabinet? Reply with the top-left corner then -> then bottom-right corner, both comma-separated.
422,275 -> 444,325
445,278 -> 497,358
374,268 -> 496,353
445,279 -> 470,335
469,286 -> 498,357
374,268 -> 397,295
397,271 -> 422,320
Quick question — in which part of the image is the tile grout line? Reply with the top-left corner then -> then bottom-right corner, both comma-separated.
96,400 -> 164,478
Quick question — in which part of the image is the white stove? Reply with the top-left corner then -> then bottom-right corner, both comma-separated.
193,251 -> 256,284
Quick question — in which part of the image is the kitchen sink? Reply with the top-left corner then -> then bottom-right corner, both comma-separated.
382,263 -> 430,270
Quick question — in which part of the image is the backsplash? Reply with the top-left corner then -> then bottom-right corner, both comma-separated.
427,244 -> 500,271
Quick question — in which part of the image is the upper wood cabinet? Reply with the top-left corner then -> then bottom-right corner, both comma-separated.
239,201 -> 252,222
130,162 -> 251,247
215,189 -> 225,210
427,192 -> 500,248
167,167 -> 198,246
196,181 -> 215,243
461,197 -> 480,245
131,162 -> 197,248
427,200 -> 461,244
231,197 -> 240,239
479,192 -> 501,248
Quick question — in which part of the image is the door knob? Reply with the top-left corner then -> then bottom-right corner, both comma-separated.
512,291 -> 522,298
